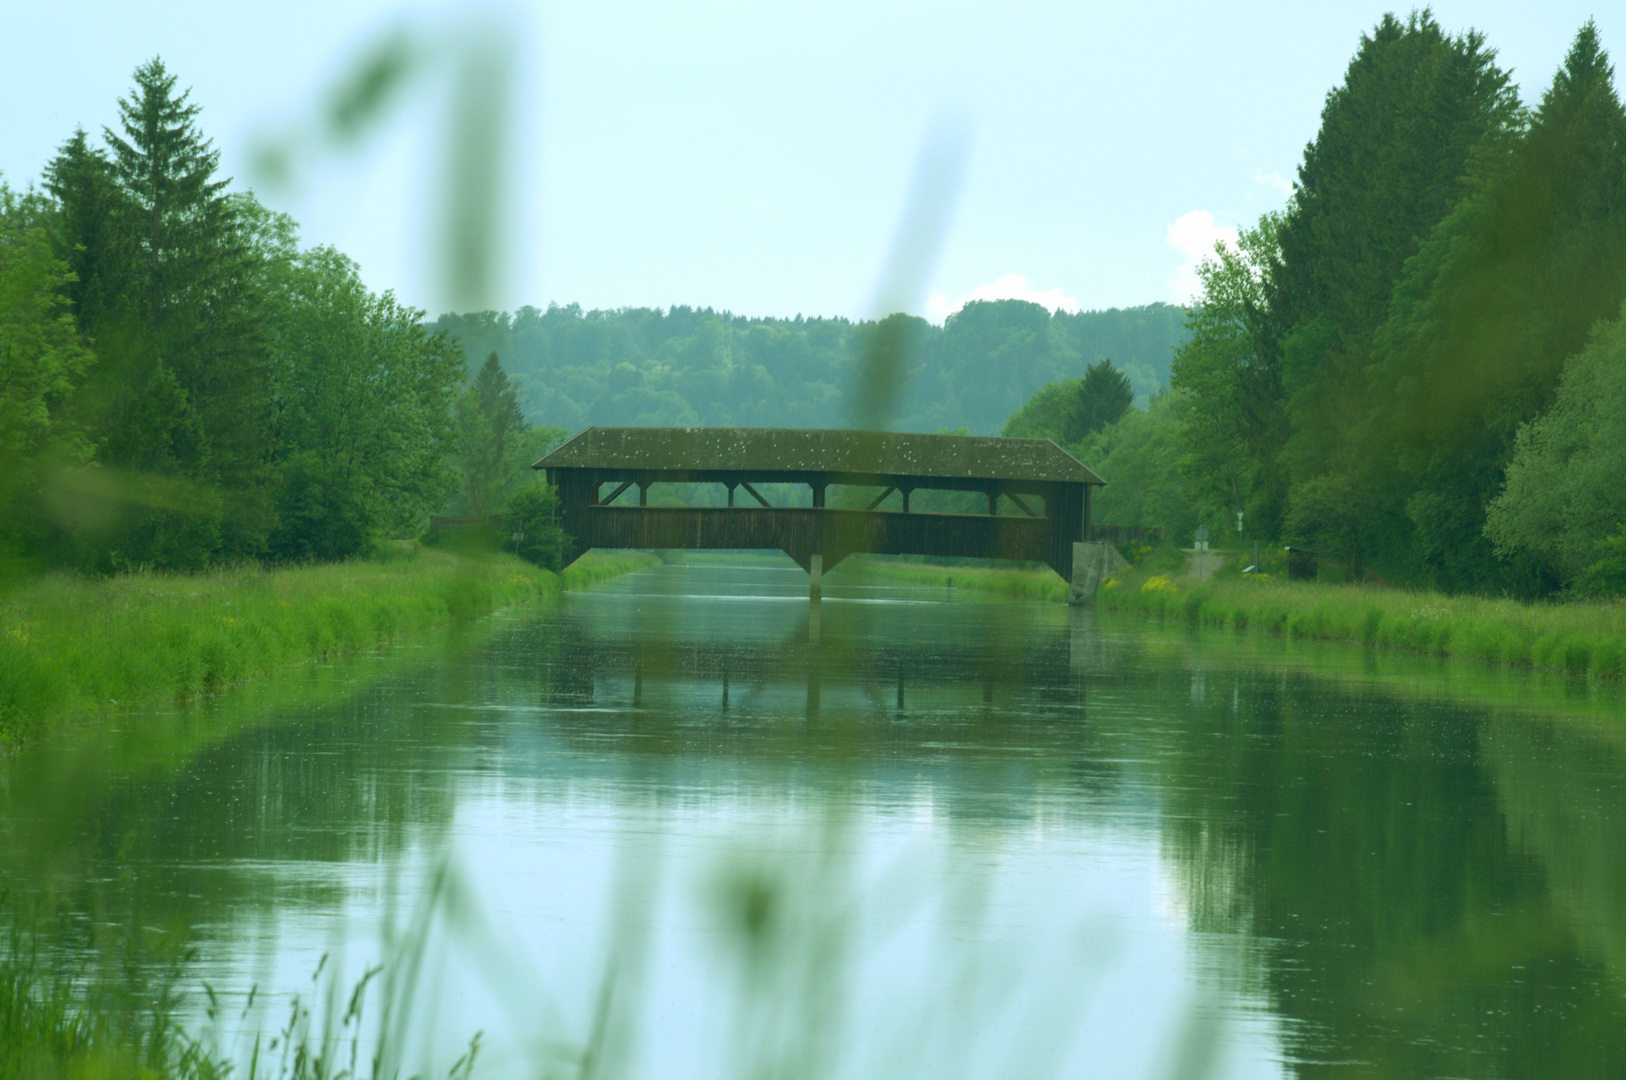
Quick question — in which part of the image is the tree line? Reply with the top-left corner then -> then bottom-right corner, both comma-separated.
432,299 -> 1188,437
1001,15 -> 1626,597
0,59 -> 562,575
1176,15 -> 1626,595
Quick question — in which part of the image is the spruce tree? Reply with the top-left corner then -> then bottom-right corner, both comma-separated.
1076,358 -> 1134,439
42,130 -> 129,337
458,353 -> 528,515
83,58 -> 275,567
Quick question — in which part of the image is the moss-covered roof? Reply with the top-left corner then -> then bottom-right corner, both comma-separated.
536,427 -> 1104,485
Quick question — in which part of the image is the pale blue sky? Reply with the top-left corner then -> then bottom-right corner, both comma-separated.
4,1 -> 1616,320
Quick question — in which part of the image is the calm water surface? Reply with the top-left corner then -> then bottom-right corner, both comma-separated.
6,561 -> 1626,1079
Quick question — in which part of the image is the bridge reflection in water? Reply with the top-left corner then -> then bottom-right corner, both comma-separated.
539,562 -> 1109,724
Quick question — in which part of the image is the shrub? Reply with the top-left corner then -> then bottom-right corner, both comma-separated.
507,482 -> 570,571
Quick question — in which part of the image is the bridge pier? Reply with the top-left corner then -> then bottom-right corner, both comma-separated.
809,553 -> 823,600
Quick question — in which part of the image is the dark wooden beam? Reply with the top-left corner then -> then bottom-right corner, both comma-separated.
601,480 -> 634,506
1008,493 -> 1038,518
739,481 -> 772,507
864,486 -> 897,511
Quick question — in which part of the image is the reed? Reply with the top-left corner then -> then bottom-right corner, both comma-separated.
0,548 -> 657,748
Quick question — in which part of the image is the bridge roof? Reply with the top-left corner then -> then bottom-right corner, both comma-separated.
537,427 -> 1104,485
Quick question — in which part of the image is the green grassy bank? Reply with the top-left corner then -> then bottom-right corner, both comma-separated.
1100,555 -> 1626,682
0,548 -> 656,748
846,549 -> 1626,685
839,556 -> 1070,602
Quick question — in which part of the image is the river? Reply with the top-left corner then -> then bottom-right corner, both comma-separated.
5,559 -> 1626,1079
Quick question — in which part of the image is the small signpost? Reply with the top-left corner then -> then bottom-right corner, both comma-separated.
1194,527 -> 1209,553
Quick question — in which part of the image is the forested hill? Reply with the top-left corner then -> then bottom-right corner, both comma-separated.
432,300 -> 1188,435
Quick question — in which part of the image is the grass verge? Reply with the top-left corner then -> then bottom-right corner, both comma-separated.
837,556 -> 1070,602
1100,558 -> 1626,682
0,548 -> 657,748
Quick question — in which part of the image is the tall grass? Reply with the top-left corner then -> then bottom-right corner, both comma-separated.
843,547 -> 1626,686
0,924 -> 229,1080
0,548 -> 656,748
1100,563 -> 1626,682
0,912 -> 486,1080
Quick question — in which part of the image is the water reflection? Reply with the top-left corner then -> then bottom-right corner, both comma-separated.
3,562 -> 1625,1078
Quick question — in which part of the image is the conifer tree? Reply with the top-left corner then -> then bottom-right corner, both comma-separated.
42,130 -> 128,337
458,353 -> 528,515
57,58 -> 276,568
1076,358 -> 1134,439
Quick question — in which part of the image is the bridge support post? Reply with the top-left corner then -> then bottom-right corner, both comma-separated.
809,553 -> 823,600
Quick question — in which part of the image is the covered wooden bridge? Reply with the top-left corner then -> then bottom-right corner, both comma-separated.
537,427 -> 1105,590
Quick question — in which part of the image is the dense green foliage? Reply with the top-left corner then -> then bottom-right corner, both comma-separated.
264,243 -> 465,561
0,187 -> 93,574
0,60 -> 477,574
433,299 -> 1188,435
505,480 -> 569,569
1075,390 -> 1202,538
1485,302 -> 1626,591
1171,16 -> 1626,595
1001,357 -> 1134,444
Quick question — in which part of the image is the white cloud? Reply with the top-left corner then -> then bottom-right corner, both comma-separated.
925,273 -> 1081,323
1165,210 -> 1239,305
1253,169 -> 1294,199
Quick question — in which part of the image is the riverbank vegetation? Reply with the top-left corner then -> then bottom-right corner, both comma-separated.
0,548 -> 654,748
1100,552 -> 1626,682
852,543 -> 1626,685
